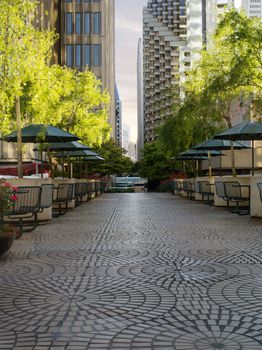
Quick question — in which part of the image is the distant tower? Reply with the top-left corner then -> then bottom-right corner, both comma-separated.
137,38 -> 144,160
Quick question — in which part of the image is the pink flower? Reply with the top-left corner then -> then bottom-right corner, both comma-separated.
3,182 -> 11,188
10,195 -> 18,201
12,186 -> 18,192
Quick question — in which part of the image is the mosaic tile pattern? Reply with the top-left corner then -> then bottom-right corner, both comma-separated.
1,193 -> 262,349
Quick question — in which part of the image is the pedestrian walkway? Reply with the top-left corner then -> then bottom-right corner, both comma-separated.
1,193 -> 262,350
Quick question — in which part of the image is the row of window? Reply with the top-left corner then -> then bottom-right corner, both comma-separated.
66,12 -> 101,35
66,44 -> 102,67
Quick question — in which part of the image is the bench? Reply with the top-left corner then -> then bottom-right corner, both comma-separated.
199,181 -> 214,205
52,183 -> 74,217
1,186 -> 42,238
182,181 -> 195,200
223,181 -> 250,215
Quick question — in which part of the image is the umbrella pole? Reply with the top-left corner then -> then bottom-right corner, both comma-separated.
85,163 -> 88,178
208,151 -> 212,179
62,156 -> 65,179
252,140 -> 255,176
220,150 -> 222,177
230,141 -> 236,177
196,160 -> 199,178
15,96 -> 23,178
40,144 -> 43,179
183,161 -> 186,175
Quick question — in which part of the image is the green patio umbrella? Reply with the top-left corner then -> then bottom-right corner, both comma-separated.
2,124 -> 80,178
178,149 -> 222,178
214,121 -> 262,175
175,154 -> 208,176
192,139 -> 250,176
2,124 -> 80,143
55,150 -> 103,178
34,141 -> 92,178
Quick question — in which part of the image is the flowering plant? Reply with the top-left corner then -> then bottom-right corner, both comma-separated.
0,180 -> 18,239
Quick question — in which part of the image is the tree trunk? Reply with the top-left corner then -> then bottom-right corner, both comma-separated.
15,96 -> 23,178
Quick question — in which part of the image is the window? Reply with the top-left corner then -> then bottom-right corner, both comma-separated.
66,13 -> 73,35
75,45 -> 82,67
93,44 -> 101,66
75,13 -> 82,35
93,12 -> 101,34
84,12 -> 91,34
66,45 -> 73,67
84,44 -> 91,66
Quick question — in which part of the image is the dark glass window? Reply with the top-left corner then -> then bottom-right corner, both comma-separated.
75,45 -> 82,67
84,12 -> 91,34
75,13 -> 82,35
66,13 -> 73,34
66,45 -> 73,67
93,12 -> 101,34
93,44 -> 101,66
84,44 -> 91,66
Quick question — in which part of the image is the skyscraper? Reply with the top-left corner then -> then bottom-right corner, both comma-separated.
239,0 -> 262,17
36,0 -> 116,138
143,0 -> 204,143
61,0 -> 116,137
137,38 -> 144,160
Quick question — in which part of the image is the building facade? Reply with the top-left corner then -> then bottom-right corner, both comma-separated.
115,85 -> 122,147
61,0 -> 116,136
143,0 -> 205,143
240,0 -> 262,17
137,38 -> 144,160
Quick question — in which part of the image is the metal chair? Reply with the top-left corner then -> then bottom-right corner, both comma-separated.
224,181 -> 250,215
199,181 -> 214,205
182,181 -> 195,200
52,183 -> 74,217
1,186 -> 42,237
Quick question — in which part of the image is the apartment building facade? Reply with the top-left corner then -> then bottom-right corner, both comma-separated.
143,0 -> 205,143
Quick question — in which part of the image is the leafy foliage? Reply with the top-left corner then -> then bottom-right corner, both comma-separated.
0,0 -> 111,147
157,9 -> 261,159
137,142 -> 175,181
87,139 -> 134,176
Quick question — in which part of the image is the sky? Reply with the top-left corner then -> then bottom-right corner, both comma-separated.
115,0 -> 147,143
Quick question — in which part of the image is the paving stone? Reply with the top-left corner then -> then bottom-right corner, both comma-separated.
1,193 -> 262,349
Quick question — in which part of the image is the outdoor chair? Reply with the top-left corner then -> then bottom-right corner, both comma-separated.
182,181 -> 195,200
173,181 -> 182,195
224,181 -> 250,215
1,186 -> 42,237
199,181 -> 214,205
257,183 -> 262,202
52,183 -> 74,217
74,183 -> 82,206
215,182 -> 226,202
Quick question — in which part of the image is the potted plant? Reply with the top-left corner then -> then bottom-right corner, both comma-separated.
0,180 -> 18,256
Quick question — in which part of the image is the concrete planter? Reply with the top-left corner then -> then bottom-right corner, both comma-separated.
250,176 -> 262,218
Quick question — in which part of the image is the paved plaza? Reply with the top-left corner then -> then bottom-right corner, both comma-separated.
1,193 -> 262,349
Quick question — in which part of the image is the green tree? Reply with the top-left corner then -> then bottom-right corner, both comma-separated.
87,139 -> 134,176
137,142 -> 175,181
158,9 -> 261,159
27,66 -> 111,146
0,0 -> 56,176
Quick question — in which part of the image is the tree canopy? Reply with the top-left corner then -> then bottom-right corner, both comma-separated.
0,0 -> 111,147
87,140 -> 134,176
158,9 -> 262,158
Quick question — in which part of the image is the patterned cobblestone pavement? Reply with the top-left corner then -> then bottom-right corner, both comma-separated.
1,193 -> 262,349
